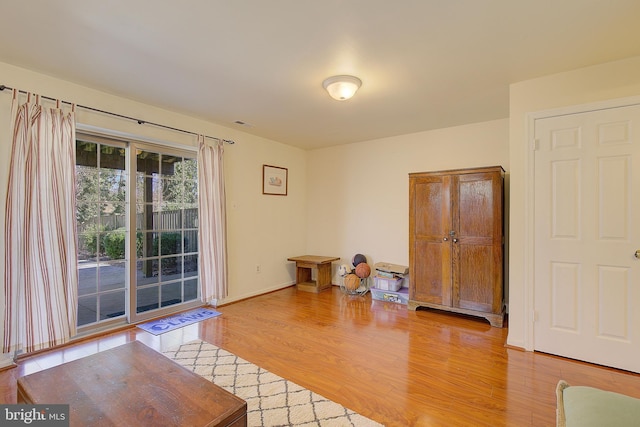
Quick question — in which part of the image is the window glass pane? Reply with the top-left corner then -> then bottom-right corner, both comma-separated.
100,228 -> 126,261
100,208 -> 127,232
161,256 -> 182,280
77,295 -> 97,326
160,154 -> 181,178
98,261 -> 126,292
137,287 -> 159,313
76,203 -> 99,233
136,204 -> 167,230
182,158 -> 198,203
100,202 -> 126,226
76,167 -> 98,199
184,254 -> 198,278
184,279 -> 198,301
100,145 -> 125,170
159,232 -> 182,255
78,231 -> 99,260
76,141 -> 98,168
157,208 -> 182,231
138,232 -> 158,258
99,291 -> 126,320
136,259 -> 159,286
78,262 -> 97,296
136,204 -> 148,231
161,282 -> 182,307
137,150 -> 160,175
136,173 -> 161,204
99,169 -> 126,202
161,178 -> 183,206
184,230 -> 198,253
186,210 -> 198,229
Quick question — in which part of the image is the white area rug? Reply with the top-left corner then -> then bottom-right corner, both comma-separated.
164,340 -> 384,427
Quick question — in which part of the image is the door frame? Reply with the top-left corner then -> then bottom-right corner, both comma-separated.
523,94 -> 640,351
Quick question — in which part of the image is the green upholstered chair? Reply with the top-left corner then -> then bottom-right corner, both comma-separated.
556,380 -> 640,427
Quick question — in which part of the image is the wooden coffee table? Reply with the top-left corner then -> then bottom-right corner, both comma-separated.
17,341 -> 247,427
287,255 -> 340,292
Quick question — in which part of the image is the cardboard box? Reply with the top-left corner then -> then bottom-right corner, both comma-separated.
373,262 -> 409,276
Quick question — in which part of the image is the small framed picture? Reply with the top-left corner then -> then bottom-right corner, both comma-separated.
262,164 -> 288,196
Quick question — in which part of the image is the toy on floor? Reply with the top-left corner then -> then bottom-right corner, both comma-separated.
340,253 -> 371,296
355,262 -> 371,278
352,253 -> 367,267
338,264 -> 352,276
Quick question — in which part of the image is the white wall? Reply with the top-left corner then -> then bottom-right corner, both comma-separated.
0,61 -> 307,331
507,55 -> 640,349
224,134 -> 308,299
5,53 -> 640,363
306,119 -> 510,285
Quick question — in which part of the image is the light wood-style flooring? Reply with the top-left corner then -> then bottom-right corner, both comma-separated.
2,286 -> 639,426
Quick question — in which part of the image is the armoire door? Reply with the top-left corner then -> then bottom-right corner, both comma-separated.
534,103 -> 640,373
409,174 -> 452,306
452,171 -> 503,314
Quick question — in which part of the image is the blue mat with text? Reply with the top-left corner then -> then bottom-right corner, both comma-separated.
137,307 -> 222,335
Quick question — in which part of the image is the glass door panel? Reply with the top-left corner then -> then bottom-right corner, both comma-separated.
76,135 -> 201,330
75,138 -> 127,327
134,148 -> 200,317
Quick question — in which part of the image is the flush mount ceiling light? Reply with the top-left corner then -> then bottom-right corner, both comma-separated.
322,75 -> 362,101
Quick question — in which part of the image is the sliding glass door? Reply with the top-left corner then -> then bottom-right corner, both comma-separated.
75,133 -> 201,330
133,147 -> 200,318
76,137 -> 128,326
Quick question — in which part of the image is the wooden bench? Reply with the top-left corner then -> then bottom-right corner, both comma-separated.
287,255 -> 339,292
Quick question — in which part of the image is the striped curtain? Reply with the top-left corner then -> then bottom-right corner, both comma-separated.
3,91 -> 78,354
197,135 -> 228,303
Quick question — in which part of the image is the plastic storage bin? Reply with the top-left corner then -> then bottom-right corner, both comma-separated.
373,275 -> 404,291
370,286 -> 409,304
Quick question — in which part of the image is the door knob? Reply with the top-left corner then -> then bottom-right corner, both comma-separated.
443,237 -> 449,242
453,238 -> 458,243
635,250 -> 640,259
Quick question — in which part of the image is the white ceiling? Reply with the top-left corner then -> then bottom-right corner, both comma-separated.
1,1 -> 640,150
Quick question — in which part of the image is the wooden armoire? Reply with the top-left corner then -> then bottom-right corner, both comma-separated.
408,166 -> 505,327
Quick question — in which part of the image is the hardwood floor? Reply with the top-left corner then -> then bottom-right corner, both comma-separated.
2,285 -> 639,426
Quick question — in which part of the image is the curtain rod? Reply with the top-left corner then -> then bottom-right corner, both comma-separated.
0,84 -> 235,145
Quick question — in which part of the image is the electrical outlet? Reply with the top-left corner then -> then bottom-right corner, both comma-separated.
256,264 -> 261,274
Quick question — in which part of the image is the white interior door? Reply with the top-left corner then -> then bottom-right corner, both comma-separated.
534,104 -> 640,373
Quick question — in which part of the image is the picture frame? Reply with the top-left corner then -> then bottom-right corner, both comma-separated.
262,164 -> 288,196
